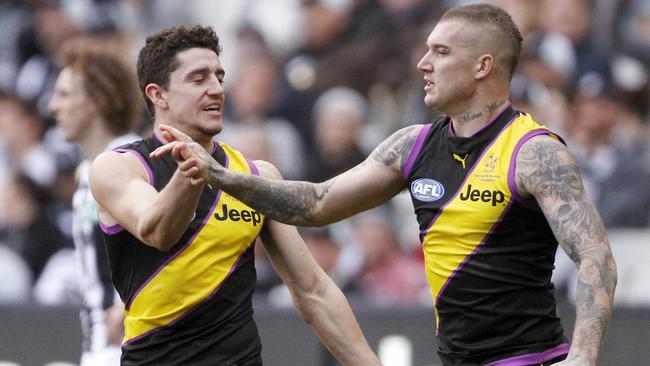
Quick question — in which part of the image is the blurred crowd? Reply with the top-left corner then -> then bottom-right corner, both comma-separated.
0,0 -> 649,309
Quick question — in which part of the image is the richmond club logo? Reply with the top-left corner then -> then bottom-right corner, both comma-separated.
411,178 -> 445,202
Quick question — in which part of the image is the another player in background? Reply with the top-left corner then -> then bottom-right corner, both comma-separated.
89,25 -> 379,365
154,4 -> 617,366
48,37 -> 142,365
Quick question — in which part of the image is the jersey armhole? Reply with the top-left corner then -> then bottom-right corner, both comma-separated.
114,147 -> 155,186
98,148 -> 155,234
246,159 -> 260,176
507,129 -> 565,208
402,124 -> 433,181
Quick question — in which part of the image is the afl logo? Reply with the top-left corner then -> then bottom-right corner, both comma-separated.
411,178 -> 445,202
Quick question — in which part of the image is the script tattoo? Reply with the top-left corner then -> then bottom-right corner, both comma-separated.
516,137 -> 616,363
369,125 -> 421,169
482,100 -> 506,113
457,111 -> 483,125
457,100 -> 507,125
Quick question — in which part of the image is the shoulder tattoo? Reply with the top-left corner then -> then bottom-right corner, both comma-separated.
369,125 -> 422,169
517,137 -> 607,246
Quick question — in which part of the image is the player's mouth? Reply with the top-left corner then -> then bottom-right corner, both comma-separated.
424,78 -> 434,91
202,103 -> 222,115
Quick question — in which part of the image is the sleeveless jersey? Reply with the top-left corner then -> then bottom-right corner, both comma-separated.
403,106 -> 569,366
100,136 -> 265,365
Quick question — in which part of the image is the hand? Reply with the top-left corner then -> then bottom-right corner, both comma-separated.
150,124 -> 219,185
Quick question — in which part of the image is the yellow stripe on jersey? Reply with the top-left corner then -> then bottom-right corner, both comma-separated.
124,142 -> 264,342
422,113 -> 552,330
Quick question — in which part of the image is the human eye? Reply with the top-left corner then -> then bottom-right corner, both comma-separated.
217,72 -> 225,85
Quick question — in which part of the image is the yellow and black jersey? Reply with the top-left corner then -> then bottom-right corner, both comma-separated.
403,105 -> 569,366
101,136 -> 264,365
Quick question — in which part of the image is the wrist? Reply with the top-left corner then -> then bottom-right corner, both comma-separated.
207,160 -> 226,186
565,352 -> 596,366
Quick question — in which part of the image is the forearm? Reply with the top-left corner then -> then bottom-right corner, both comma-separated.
567,250 -> 617,364
207,162 -> 327,226
291,278 -> 380,366
138,170 -> 204,249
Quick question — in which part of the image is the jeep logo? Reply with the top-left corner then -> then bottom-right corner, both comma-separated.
214,204 -> 262,226
459,184 -> 505,206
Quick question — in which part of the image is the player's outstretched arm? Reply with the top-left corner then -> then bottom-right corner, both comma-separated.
256,160 -> 380,366
515,135 -> 617,366
90,148 -> 204,251
150,124 -> 422,226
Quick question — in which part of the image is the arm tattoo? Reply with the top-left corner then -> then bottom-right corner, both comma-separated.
205,127 -> 418,226
517,138 -> 617,363
518,139 -> 607,246
369,125 -> 421,169
207,163 -> 333,226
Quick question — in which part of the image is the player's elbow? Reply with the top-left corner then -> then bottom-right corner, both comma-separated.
289,274 -> 330,318
149,238 -> 177,252
137,219 -> 177,251
577,248 -> 618,294
304,206 -> 338,227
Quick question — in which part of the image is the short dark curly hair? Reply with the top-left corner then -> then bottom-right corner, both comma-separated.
136,25 -> 222,117
57,37 -> 140,136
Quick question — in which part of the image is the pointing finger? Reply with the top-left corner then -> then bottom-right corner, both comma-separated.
150,141 -> 179,158
158,124 -> 193,143
159,130 -> 175,143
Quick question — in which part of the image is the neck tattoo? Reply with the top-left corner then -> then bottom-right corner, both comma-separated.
456,100 -> 507,126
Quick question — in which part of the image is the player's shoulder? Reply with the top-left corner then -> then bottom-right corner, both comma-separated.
517,133 -> 570,162
397,123 -> 428,137
91,149 -> 149,182
514,133 -> 579,196
391,120 -> 443,143
380,124 -> 429,152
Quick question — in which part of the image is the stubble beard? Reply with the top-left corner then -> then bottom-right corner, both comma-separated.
198,121 -> 222,137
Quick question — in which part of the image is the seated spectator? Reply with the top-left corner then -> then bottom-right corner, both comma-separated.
567,72 -> 650,228
219,30 -> 306,179
348,211 -> 428,307
304,86 -> 368,182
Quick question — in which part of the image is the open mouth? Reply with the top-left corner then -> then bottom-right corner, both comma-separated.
202,105 -> 221,112
202,103 -> 223,116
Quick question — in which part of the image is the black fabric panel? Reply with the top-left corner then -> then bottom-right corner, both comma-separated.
436,204 -> 566,364
121,248 -> 261,366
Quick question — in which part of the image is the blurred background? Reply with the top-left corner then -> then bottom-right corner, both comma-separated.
0,0 -> 648,365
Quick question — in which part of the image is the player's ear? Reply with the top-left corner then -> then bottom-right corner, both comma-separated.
475,54 -> 493,80
145,83 -> 168,111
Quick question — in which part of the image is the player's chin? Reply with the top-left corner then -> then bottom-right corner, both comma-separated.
200,120 -> 223,136
423,95 -> 438,109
